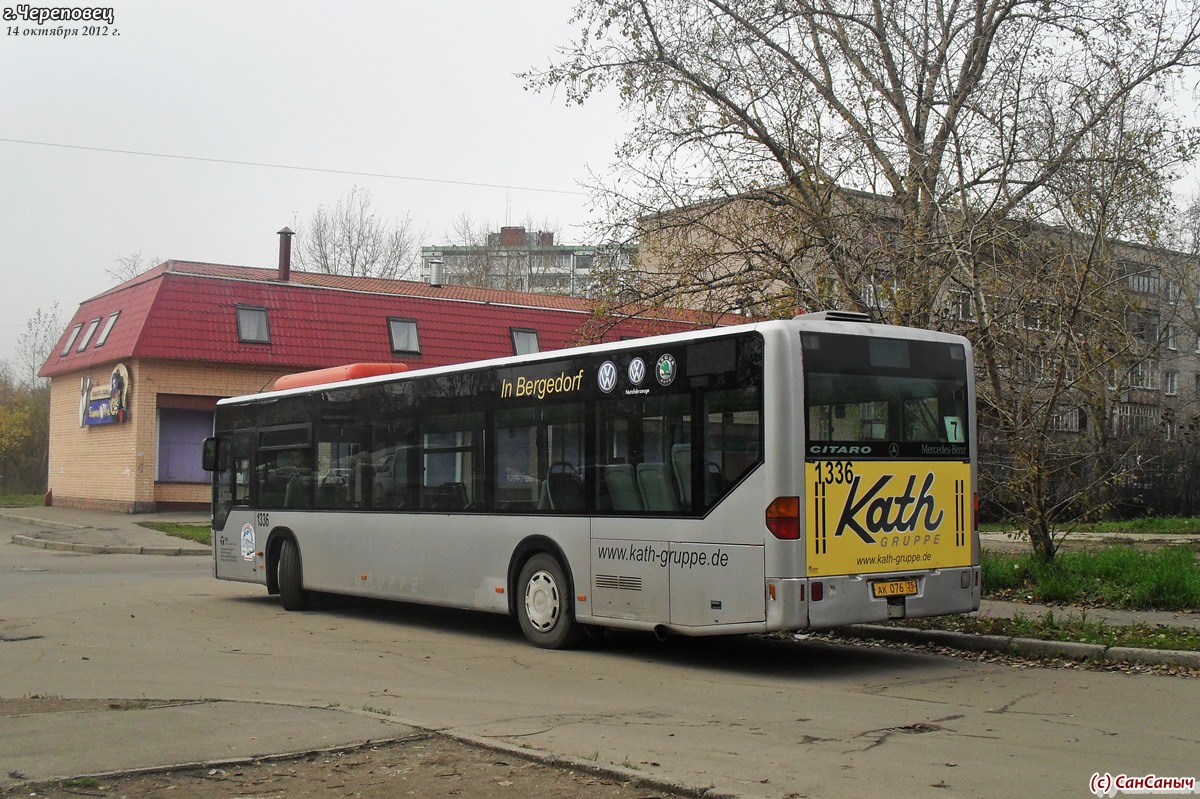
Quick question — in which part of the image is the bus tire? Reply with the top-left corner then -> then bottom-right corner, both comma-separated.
278,537 -> 309,611
517,553 -> 584,649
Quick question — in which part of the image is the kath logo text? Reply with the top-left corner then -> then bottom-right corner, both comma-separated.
834,472 -> 944,544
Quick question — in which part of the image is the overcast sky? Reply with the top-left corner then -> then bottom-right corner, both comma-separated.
0,1 -> 627,372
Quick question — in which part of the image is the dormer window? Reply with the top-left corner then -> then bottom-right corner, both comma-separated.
76,318 -> 102,351
94,311 -> 120,347
511,328 -> 539,355
388,318 -> 420,355
236,306 -> 271,344
60,323 -> 83,356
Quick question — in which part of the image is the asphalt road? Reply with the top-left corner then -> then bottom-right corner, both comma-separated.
2,527 -> 1198,798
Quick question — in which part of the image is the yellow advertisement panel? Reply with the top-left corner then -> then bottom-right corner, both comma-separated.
805,460 -> 972,577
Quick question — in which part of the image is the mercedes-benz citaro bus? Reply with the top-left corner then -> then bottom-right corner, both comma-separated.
202,311 -> 979,649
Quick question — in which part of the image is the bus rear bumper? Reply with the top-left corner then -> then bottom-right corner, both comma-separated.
806,567 -> 980,629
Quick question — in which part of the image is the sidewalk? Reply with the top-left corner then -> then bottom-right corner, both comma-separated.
4,505 -> 1200,668
2,504 -> 210,555
0,700 -> 416,791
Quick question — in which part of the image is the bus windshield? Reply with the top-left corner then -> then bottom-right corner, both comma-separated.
802,332 -> 969,457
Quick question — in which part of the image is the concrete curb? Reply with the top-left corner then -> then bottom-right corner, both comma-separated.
0,512 -> 82,532
8,533 -> 210,557
842,624 -> 1200,669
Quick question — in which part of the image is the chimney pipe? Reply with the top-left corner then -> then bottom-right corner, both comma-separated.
429,257 -> 444,288
277,227 -> 294,281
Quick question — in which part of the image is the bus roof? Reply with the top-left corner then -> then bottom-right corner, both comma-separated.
217,314 -> 968,406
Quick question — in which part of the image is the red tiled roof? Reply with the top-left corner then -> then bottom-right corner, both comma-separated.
39,261 -> 718,378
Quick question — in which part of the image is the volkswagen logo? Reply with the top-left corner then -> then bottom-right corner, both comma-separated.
628,357 -> 646,386
598,360 -> 618,393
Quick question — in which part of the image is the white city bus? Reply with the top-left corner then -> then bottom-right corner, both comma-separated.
203,312 -> 980,648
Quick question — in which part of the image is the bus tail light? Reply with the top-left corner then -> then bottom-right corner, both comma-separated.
811,581 -> 824,602
973,492 -> 980,532
766,496 -> 800,540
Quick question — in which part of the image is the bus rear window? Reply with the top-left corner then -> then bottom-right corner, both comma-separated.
802,333 -> 969,457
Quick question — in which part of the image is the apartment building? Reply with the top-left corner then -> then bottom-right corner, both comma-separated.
419,226 -> 635,297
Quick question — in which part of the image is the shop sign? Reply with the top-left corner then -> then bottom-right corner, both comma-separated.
80,364 -> 130,426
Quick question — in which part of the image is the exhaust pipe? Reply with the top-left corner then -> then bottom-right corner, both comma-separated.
653,625 -> 669,642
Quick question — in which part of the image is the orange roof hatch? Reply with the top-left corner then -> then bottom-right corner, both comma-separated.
272,362 -> 408,391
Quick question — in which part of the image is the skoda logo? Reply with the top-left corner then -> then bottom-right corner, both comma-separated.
656,354 -> 677,386
597,360 -> 618,393
628,357 -> 646,386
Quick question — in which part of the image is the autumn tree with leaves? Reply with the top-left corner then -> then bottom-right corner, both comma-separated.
0,304 -> 60,494
527,0 -> 1200,559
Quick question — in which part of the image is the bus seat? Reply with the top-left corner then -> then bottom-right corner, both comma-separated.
670,444 -> 692,505
603,464 -> 644,511
637,462 -> 679,511
284,475 -> 309,509
422,482 -> 468,510
547,471 -> 585,511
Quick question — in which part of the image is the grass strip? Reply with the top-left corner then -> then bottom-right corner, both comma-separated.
136,521 -> 211,546
900,610 -> 1200,652
982,546 -> 1200,611
0,492 -> 43,506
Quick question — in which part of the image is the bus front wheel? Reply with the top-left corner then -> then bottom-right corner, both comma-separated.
517,553 -> 583,649
277,538 -> 309,611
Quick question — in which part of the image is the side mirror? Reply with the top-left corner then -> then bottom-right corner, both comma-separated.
201,437 -> 220,472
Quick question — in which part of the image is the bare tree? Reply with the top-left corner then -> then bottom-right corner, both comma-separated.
528,0 -> 1200,559
106,251 -> 159,284
16,303 -> 61,388
294,186 -> 422,280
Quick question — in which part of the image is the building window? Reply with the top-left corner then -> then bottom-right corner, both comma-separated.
1124,265 -> 1160,294
1166,324 -> 1178,351
1128,360 -> 1158,390
947,289 -> 975,322
94,311 -> 120,347
60,323 -> 83,355
1164,370 -> 1178,396
76,318 -> 101,351
1049,407 -> 1082,433
158,408 -> 214,482
1128,312 -> 1158,346
236,306 -> 270,344
511,328 -> 539,355
1112,404 -> 1160,436
388,318 -> 420,354
1166,278 -> 1180,304
1023,303 -> 1043,331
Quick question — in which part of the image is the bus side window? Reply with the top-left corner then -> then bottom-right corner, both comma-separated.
594,395 -> 690,514
703,388 -> 762,507
258,447 -> 312,510
420,413 -> 483,511
315,424 -> 366,510
213,432 -> 251,530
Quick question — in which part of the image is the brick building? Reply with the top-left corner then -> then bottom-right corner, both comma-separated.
38,240 -> 703,512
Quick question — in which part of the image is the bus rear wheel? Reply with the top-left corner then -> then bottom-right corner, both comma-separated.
517,553 -> 584,649
277,537 -> 309,611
